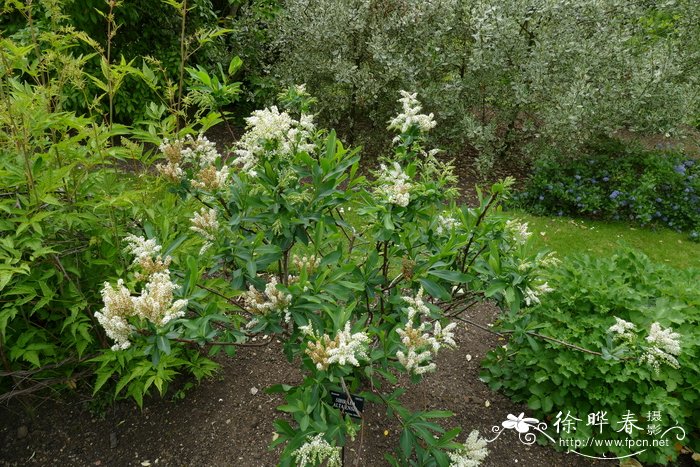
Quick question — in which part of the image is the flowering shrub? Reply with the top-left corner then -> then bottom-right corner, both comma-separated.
98,89 -> 552,464
481,249 -> 700,464
515,139 -> 700,239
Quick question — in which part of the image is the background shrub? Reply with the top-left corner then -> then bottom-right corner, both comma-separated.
481,249 -> 700,464
514,139 -> 700,237
255,0 -> 700,169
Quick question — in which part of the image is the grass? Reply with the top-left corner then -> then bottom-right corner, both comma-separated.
503,209 -> 700,270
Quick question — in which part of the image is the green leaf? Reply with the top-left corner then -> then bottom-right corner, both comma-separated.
228,56 -> 243,76
419,278 -> 450,301
428,269 -> 470,283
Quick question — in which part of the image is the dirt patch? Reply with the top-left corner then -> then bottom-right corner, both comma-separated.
1,303 -> 616,467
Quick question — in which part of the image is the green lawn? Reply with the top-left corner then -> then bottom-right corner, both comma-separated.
503,210 -> 700,270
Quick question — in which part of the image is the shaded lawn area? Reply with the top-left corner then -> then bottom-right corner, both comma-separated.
504,210 -> 700,269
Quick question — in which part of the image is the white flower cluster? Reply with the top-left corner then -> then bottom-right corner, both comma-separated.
447,430 -> 489,467
609,318 -> 682,373
96,280 -> 135,351
518,252 -> 560,275
505,219 -> 532,245
375,162 -> 412,207
157,135 -> 228,190
327,322 -> 370,367
96,236 -> 187,350
388,90 -> 436,135
436,214 -> 458,236
641,322 -> 681,373
124,234 -> 162,263
190,207 -> 219,253
304,322 -> 370,371
523,282 -> 554,307
191,164 -> 230,191
292,433 -> 342,467
608,317 -> 636,341
242,276 -> 292,320
396,289 -> 456,375
292,254 -> 321,274
233,106 -> 316,177
180,134 -> 219,168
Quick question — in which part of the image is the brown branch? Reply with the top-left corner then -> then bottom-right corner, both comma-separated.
453,316 -> 604,356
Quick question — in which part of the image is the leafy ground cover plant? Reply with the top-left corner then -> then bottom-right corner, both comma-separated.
95,89 -> 555,465
481,249 -> 699,464
515,139 -> 700,239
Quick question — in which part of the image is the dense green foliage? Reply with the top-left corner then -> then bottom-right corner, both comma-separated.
515,140 -> 700,238
259,0 -> 700,169
481,249 -> 700,464
0,1 -> 228,403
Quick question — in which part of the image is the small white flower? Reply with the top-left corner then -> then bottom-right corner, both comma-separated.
292,433 -> 342,467
609,317 -> 636,341
447,430 -> 489,467
388,90 -> 436,134
375,162 -> 412,207
242,276 -> 292,316
190,207 -> 219,242
505,219 -> 531,245
641,322 -> 681,373
436,214 -> 458,236
327,322 -> 370,367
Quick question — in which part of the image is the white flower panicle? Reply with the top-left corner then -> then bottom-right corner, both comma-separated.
97,236 -> 188,350
292,433 -> 342,467
157,137 -> 185,182
401,287 -> 431,318
124,234 -> 171,279
641,322 -> 681,373
132,271 -> 188,326
190,207 -> 219,242
609,317 -> 637,341
505,219 -> 532,245
396,288 -> 457,375
96,279 -> 135,351
157,135 -> 223,184
376,162 -> 412,207
124,234 -> 162,264
436,214 -> 458,236
518,252 -> 560,273
448,430 -> 489,467
191,164 -> 229,191
327,322 -> 370,367
305,322 -> 370,371
233,106 -> 316,177
180,134 -> 219,168
388,90 -> 436,135
523,282 -> 554,307
609,319 -> 682,373
242,276 -> 292,317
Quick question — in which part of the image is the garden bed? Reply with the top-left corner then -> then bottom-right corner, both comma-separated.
1,303 -> 615,466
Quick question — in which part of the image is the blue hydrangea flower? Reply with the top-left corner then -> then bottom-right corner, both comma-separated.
610,190 -> 621,199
